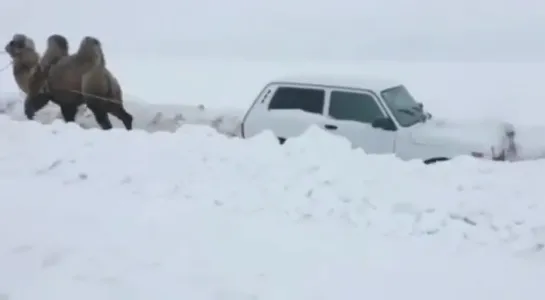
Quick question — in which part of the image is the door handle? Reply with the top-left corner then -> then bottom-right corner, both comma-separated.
324,124 -> 337,130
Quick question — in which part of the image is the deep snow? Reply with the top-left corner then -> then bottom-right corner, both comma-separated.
0,92 -> 243,136
1,117 -> 545,299
2,33 -> 545,298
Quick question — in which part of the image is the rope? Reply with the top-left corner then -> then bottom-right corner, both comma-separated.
0,49 -> 13,72
0,61 -> 12,72
67,89 -> 123,105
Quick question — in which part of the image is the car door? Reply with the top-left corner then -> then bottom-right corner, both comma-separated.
263,85 -> 329,140
324,89 -> 396,154
242,84 -> 328,140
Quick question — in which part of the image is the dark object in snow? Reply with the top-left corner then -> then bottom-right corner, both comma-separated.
25,36 -> 133,130
80,37 -> 133,130
492,125 -> 518,161
4,34 -> 40,95
25,34 -> 91,122
39,34 -> 69,73
25,34 -> 70,120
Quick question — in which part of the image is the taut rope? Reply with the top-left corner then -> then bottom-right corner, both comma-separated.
0,61 -> 12,72
67,89 -> 123,105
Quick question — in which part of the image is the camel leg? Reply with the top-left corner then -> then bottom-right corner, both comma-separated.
59,103 -> 79,122
24,93 -> 50,120
53,91 -> 82,123
86,98 -> 113,130
109,104 -> 133,130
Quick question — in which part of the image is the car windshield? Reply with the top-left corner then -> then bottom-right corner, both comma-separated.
380,85 -> 426,127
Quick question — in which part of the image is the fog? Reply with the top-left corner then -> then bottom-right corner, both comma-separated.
1,0 -> 544,61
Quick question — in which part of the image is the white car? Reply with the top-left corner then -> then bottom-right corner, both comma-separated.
240,75 -> 529,164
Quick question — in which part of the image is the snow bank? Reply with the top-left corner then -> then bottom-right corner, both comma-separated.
0,93 -> 243,136
1,116 -> 545,299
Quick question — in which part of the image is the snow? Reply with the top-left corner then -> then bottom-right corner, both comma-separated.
1,119 -> 545,299
0,92 -> 242,136
2,1 -> 545,297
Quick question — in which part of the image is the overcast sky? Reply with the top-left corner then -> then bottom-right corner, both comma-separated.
2,0 -> 545,61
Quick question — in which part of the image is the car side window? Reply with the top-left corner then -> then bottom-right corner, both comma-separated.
268,86 -> 325,115
329,90 -> 384,124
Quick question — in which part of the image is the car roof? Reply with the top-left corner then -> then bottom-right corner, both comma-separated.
270,74 -> 401,92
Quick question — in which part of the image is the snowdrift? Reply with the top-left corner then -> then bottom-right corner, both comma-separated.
1,115 -> 545,299
0,93 -> 243,136
5,92 -> 545,163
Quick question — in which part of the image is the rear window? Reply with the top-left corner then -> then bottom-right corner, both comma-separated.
268,86 -> 325,115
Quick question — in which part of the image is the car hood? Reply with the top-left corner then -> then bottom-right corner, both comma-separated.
409,118 -> 545,160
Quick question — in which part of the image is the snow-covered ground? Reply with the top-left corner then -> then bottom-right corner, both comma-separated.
3,1 -> 545,296
1,116 -> 545,299
2,54 -> 545,298
0,91 -> 243,136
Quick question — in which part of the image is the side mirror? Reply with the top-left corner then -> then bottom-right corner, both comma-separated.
417,102 -> 424,111
371,117 -> 397,131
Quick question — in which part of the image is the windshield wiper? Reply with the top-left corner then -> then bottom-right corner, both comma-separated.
397,108 -> 416,116
398,107 -> 429,123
